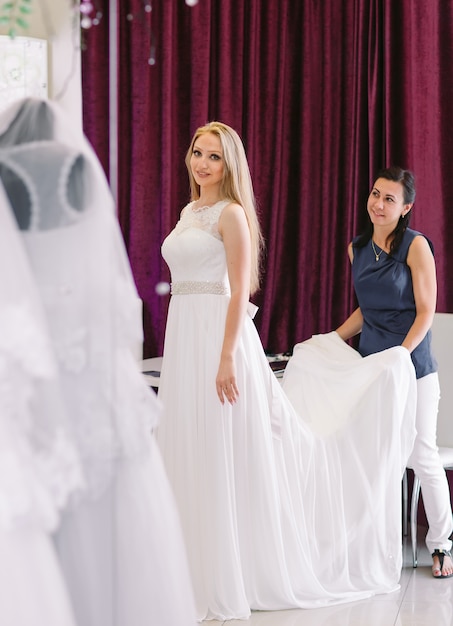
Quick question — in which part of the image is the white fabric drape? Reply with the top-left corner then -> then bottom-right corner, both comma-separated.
158,202 -> 417,621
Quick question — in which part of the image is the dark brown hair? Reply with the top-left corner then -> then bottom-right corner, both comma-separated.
354,166 -> 415,255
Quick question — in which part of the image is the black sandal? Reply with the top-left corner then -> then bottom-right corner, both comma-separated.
431,549 -> 453,579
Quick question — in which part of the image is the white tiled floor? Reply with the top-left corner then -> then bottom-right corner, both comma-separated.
201,528 -> 453,625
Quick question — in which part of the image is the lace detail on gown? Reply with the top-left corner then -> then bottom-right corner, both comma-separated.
174,201 -> 229,240
0,302 -> 84,531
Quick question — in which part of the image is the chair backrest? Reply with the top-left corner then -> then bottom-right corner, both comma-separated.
431,313 -> 453,446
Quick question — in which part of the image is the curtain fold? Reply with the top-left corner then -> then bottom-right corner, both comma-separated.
82,0 -> 453,357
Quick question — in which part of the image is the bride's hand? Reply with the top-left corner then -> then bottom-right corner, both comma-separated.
216,355 -> 239,405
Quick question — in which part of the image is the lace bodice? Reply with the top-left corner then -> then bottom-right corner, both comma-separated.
174,201 -> 227,239
162,200 -> 231,286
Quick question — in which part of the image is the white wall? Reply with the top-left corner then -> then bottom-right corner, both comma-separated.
431,313 -> 453,447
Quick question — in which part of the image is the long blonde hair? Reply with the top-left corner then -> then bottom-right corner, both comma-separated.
185,121 -> 264,294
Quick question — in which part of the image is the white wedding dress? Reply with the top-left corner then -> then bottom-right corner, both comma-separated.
158,200 -> 417,621
0,183 -> 80,626
0,98 -> 197,626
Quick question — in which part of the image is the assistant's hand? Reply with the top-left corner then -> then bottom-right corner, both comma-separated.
216,354 -> 239,405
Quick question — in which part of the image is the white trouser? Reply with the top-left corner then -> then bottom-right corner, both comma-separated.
407,372 -> 453,554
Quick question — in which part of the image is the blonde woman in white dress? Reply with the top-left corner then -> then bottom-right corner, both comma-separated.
158,121 -> 418,621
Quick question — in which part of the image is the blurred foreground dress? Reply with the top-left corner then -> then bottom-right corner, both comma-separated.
158,200 -> 418,621
0,183 -> 80,626
0,98 -> 196,626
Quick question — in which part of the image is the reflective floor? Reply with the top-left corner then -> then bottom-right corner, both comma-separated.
202,528 -> 453,625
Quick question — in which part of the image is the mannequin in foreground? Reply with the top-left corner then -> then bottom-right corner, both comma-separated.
0,97 -> 197,626
0,183 -> 80,626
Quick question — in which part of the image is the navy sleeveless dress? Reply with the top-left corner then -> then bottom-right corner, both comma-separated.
352,228 -> 437,379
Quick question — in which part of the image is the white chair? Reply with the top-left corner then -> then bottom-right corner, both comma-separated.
408,312 -> 453,567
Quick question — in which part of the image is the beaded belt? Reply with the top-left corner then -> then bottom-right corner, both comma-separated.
171,281 -> 229,295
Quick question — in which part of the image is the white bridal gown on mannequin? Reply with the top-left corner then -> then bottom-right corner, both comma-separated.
0,97 -> 197,626
158,200 -> 417,621
0,183 -> 80,626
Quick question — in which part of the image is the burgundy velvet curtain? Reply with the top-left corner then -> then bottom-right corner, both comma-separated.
82,0 -> 453,358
